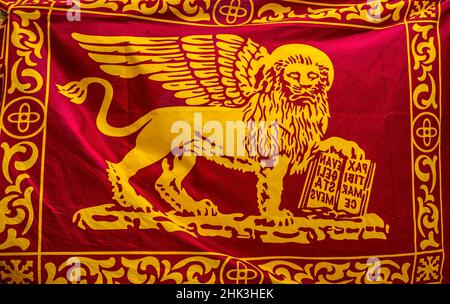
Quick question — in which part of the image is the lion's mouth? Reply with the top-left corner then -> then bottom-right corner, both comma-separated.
288,92 -> 314,104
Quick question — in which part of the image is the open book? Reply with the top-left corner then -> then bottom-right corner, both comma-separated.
299,149 -> 376,217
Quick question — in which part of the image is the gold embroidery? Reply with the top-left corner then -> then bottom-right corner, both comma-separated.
405,1 -> 443,282
0,259 -> 34,284
45,256 -> 221,283
251,259 -> 411,284
8,10 -> 43,95
254,0 -> 405,24
408,18 -> 441,254
0,143 -> 37,251
0,8 -> 45,253
410,0 -> 436,19
415,155 -> 439,250
259,259 -> 410,284
416,255 -> 440,283
212,0 -> 254,25
80,0 -> 211,22
412,24 -> 437,110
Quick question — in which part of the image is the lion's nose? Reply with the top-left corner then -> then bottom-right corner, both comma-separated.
298,82 -> 312,89
297,76 -> 312,88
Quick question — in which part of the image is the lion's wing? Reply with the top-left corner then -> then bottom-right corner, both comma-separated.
72,33 -> 269,107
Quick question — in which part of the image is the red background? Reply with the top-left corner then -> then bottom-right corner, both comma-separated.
43,12 -> 416,260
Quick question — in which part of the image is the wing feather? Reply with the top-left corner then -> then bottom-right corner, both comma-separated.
72,33 -> 269,107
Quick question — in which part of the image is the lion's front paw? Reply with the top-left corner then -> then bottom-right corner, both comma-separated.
319,137 -> 365,160
339,140 -> 365,160
263,209 -> 294,226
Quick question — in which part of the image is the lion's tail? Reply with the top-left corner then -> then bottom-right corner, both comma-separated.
56,77 -> 152,137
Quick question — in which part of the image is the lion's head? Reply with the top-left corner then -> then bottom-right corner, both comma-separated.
273,45 -> 333,105
269,44 -> 334,107
244,45 -> 334,173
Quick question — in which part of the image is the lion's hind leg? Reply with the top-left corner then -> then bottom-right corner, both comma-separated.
155,156 -> 218,216
106,126 -> 175,212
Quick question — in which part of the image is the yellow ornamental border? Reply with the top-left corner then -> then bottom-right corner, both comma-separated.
0,9 -> 46,252
0,0 -> 436,28
43,254 -> 413,284
0,3 -> 53,284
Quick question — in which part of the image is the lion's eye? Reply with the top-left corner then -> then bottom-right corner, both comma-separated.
308,72 -> 319,80
287,72 -> 299,79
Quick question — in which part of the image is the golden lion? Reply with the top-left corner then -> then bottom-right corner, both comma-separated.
57,34 -> 364,226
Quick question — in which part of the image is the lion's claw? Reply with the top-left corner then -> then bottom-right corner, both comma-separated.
348,145 -> 365,160
181,199 -> 219,217
262,209 -> 294,226
73,210 -> 87,230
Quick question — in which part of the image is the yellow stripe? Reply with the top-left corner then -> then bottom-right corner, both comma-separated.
403,0 -> 416,284
1,249 -> 442,259
17,5 -> 409,30
38,2 -> 54,284
0,4 -> 11,138
437,0 -> 445,284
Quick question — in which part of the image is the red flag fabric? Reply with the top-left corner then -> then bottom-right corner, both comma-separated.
0,0 -> 449,284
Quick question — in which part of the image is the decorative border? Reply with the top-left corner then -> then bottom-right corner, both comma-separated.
42,253 -> 417,284
253,0 -> 406,25
0,0 -> 445,284
0,8 -> 48,252
0,0 -> 414,28
0,256 -> 35,283
0,3 -> 53,283
405,0 -> 444,283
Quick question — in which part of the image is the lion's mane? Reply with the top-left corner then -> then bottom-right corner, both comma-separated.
242,54 -> 331,174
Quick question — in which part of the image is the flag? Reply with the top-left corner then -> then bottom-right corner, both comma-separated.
0,0 -> 448,284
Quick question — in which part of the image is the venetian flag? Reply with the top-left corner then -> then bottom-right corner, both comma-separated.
0,0 -> 449,284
